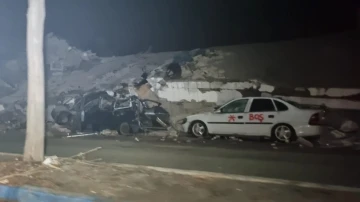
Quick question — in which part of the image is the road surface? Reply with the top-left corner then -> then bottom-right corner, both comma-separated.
0,130 -> 360,188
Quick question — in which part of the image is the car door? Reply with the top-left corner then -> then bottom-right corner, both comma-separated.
207,99 -> 249,135
245,98 -> 277,136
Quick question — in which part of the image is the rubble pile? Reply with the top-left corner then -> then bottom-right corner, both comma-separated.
0,33 -> 359,150
0,101 -> 27,132
0,33 -> 225,135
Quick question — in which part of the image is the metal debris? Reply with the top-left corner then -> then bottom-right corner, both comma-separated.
70,147 -> 102,159
67,132 -> 98,138
211,135 -> 220,140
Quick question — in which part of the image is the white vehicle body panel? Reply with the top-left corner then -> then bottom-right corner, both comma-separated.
182,97 -> 324,137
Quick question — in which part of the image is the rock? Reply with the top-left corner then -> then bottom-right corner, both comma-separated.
340,120 -> 359,133
48,123 -> 71,137
296,137 -> 314,148
167,127 -> 178,138
0,179 -> 9,184
43,156 -> 60,166
100,129 -> 118,136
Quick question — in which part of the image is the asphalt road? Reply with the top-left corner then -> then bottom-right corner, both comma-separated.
1,130 -> 360,188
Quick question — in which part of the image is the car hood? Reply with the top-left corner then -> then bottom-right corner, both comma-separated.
186,112 -> 212,119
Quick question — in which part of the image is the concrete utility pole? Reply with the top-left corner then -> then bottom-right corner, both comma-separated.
23,0 -> 46,162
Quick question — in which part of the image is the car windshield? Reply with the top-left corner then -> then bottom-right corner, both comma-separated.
214,98 -> 236,111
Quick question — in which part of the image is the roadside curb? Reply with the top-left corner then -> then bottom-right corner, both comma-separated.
0,152 -> 22,157
1,152 -> 360,193
113,163 -> 360,193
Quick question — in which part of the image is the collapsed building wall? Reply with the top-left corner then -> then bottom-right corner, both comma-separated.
147,79 -> 360,110
1,32 -> 360,126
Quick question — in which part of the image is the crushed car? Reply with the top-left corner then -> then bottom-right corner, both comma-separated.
50,90 -> 171,135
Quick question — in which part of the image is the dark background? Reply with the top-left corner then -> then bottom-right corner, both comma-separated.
0,0 -> 358,60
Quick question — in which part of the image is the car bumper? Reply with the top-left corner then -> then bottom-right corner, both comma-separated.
182,122 -> 191,133
294,125 -> 325,137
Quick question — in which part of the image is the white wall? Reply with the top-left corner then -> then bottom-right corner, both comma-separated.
148,78 -> 360,110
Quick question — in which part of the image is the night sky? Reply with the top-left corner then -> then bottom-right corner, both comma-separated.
0,0 -> 357,60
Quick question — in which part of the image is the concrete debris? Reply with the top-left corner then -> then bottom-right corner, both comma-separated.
134,137 -> 140,142
0,103 -> 27,132
0,179 -> 9,184
318,128 -> 359,148
47,123 -> 71,137
330,130 -> 346,138
340,120 -> 359,133
211,135 -> 220,140
1,33 -> 360,153
167,128 -> 179,138
100,129 -> 118,136
229,136 -> 243,142
296,137 -> 314,148
43,156 -> 60,167
51,124 -> 71,133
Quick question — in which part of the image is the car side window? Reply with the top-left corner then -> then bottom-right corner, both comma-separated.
250,99 -> 275,112
274,100 -> 288,111
221,99 -> 248,113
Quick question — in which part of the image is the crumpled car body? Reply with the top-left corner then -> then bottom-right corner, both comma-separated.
51,91 -> 170,135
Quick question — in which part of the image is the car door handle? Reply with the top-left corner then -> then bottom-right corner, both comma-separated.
268,115 -> 274,118
238,116 -> 243,119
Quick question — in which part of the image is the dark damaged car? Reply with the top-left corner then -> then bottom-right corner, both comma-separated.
51,91 -> 171,135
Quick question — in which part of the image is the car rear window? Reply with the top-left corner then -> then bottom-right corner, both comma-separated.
250,99 -> 275,112
274,100 -> 289,111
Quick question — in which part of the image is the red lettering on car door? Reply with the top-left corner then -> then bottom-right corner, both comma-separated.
249,113 -> 264,123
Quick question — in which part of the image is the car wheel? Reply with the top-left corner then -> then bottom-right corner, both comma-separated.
271,123 -> 296,142
56,111 -> 73,126
190,121 -> 208,138
118,122 -> 131,135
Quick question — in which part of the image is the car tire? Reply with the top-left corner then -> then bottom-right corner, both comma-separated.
118,122 -> 131,135
271,123 -> 296,142
56,111 -> 73,126
189,121 -> 208,138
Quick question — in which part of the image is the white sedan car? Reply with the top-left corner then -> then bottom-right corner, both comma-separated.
180,97 -> 324,142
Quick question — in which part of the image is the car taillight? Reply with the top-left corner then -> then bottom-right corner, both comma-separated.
309,113 -> 320,125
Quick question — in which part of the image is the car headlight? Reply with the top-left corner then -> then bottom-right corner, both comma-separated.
177,118 -> 187,124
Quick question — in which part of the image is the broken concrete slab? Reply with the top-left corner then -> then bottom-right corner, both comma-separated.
100,129 -> 118,136
296,137 -> 314,148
